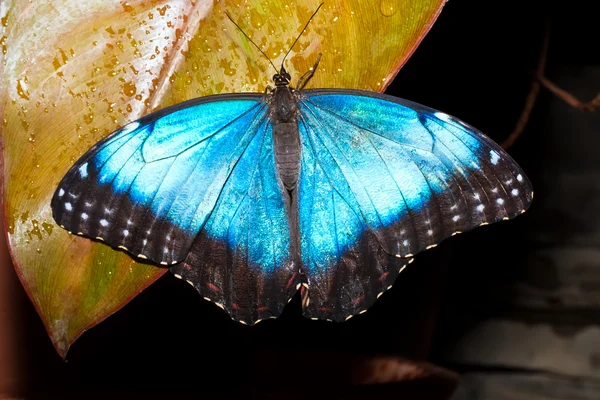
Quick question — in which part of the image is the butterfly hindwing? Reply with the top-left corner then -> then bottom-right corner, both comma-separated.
297,89 -> 533,321
52,94 -> 299,323
171,121 -> 299,323
297,119 -> 407,320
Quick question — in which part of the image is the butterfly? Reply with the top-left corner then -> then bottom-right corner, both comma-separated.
51,8 -> 533,325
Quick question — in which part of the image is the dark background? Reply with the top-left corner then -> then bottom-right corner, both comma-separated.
2,0 -> 599,397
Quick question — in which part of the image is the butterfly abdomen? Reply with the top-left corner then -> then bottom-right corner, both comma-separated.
273,122 -> 301,191
271,87 -> 301,191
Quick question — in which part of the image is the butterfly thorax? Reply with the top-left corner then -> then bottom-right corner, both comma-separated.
270,85 -> 301,192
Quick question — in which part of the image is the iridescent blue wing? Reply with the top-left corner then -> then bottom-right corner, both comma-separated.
170,122 -> 299,323
297,89 -> 533,321
51,94 -> 298,323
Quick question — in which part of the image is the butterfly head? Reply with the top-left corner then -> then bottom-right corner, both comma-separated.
273,67 -> 292,87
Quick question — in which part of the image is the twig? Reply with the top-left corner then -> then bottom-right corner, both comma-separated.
501,19 -> 550,150
537,75 -> 600,111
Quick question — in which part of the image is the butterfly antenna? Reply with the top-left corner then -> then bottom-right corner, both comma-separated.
225,11 -> 279,74
280,3 -> 324,69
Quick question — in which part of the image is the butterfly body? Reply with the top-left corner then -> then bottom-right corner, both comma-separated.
270,82 -> 302,192
52,71 -> 533,323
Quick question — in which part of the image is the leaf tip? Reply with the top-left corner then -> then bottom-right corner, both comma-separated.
50,318 -> 71,359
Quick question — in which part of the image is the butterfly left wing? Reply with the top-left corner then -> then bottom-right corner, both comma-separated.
297,89 -> 533,321
52,94 -> 299,323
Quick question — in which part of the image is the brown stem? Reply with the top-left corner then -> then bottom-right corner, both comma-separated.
501,19 -> 550,150
537,75 -> 600,111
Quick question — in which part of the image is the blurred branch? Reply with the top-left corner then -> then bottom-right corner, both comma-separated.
537,75 -> 600,111
252,351 -> 460,399
501,19 -> 550,150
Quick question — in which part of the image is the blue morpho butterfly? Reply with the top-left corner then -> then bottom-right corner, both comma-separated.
51,6 -> 533,324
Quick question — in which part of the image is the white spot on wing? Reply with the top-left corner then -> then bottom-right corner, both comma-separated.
452,215 -> 460,222
123,229 -> 129,237
434,111 -> 453,123
121,121 -> 140,134
58,188 -> 65,197
497,198 -> 505,205
517,174 -> 523,182
79,163 -> 88,178
476,204 -> 485,212
81,213 -> 88,220
490,150 -> 500,165
65,202 -> 72,211
511,189 -> 519,196
100,219 -> 108,227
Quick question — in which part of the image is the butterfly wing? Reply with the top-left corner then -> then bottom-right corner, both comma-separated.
170,121 -> 299,323
297,89 -> 533,321
52,94 -> 298,323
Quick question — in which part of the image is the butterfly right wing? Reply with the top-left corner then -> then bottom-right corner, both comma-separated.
297,89 -> 533,321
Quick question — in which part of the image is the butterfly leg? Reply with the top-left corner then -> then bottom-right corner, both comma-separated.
296,53 -> 322,90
